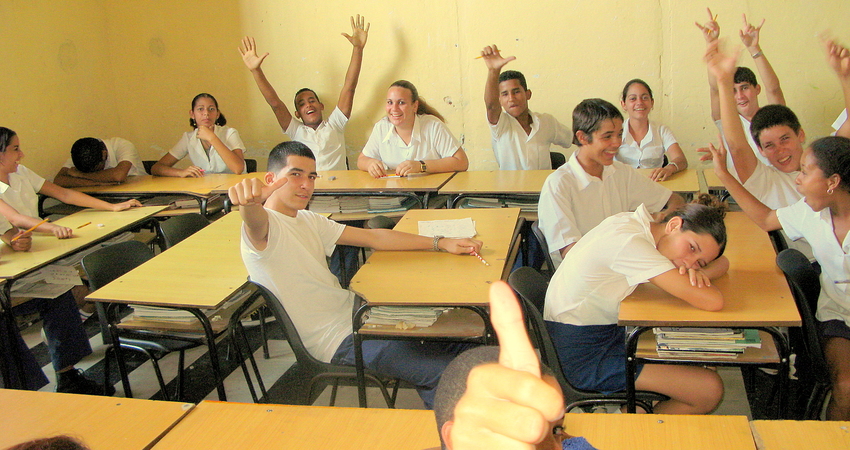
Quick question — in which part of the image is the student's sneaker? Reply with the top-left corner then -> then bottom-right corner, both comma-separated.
56,369 -> 116,396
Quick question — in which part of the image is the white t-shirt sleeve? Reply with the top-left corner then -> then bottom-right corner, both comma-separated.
326,106 -> 349,132
429,120 -> 461,158
538,178 -> 581,252
552,117 -> 573,148
169,132 -> 190,159
658,124 -> 678,152
490,111 -> 510,137
109,138 -> 144,175
612,234 -> 676,286
307,212 -> 346,256
223,127 -> 245,151
361,122 -> 384,160
775,199 -> 809,242
62,156 -> 74,169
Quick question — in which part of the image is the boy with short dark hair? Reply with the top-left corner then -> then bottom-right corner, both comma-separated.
53,137 -> 144,187
480,45 -> 571,170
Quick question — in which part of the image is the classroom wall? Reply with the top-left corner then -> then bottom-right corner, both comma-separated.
3,0 -> 849,175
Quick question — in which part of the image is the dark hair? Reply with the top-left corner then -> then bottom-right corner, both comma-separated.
0,127 -> 17,152
267,141 -> 315,174
572,98 -> 623,146
293,88 -> 321,111
749,104 -> 802,148
621,79 -> 654,102
70,138 -> 107,173
389,80 -> 446,122
498,70 -> 528,91
663,193 -> 728,258
734,67 -> 759,87
189,93 -> 227,128
6,436 -> 90,450
810,136 -> 850,193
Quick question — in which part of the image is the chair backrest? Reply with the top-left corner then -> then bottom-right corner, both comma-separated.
245,159 -> 258,173
158,213 -> 210,250
530,221 -> 555,279
366,215 -> 395,230
82,240 -> 155,291
768,229 -> 789,254
142,160 -> 156,175
775,249 -> 829,384
550,152 -> 566,170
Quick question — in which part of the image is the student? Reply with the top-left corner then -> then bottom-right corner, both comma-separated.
545,196 -> 728,414
697,10 -> 785,176
239,15 -> 369,171
152,93 -> 246,177
230,141 -> 481,408
479,45 -> 571,170
0,127 -> 140,394
357,80 -> 468,178
616,79 -> 688,181
707,134 -> 850,420
53,137 -> 145,187
537,98 -> 683,263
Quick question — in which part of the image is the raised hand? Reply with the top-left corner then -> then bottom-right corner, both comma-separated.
239,36 -> 269,71
695,7 -> 720,43
704,40 -> 740,81
228,176 -> 287,207
342,14 -> 369,49
823,38 -> 850,79
480,45 -> 516,72
739,14 -> 765,50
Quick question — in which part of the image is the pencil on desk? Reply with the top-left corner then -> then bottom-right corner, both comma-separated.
11,217 -> 49,242
77,222 -> 92,229
471,251 -> 490,266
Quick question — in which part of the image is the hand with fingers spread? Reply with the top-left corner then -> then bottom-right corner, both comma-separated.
342,14 -> 370,49
450,282 -> 564,450
695,7 -> 720,43
228,176 -> 288,207
823,38 -> 850,79
239,36 -> 269,71
480,45 -> 516,72
739,14 -> 766,51
704,40 -> 740,82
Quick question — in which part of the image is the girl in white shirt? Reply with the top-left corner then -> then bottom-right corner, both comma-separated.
708,135 -> 850,420
616,79 -> 688,181
357,80 -> 468,178
152,93 -> 246,177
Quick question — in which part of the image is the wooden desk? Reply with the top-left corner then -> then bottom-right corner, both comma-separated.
0,389 -> 192,450
564,414 -> 756,450
750,420 -> 850,449
637,168 -> 701,194
151,401 -> 440,449
702,168 -> 726,191
439,169 -> 552,206
619,212 -> 800,414
86,212 -> 251,400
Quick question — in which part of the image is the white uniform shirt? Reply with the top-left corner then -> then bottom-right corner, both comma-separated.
537,152 -> 672,261
285,106 -> 348,171
742,162 -> 801,210
777,199 -> 850,328
544,205 -> 675,325
715,115 -> 773,180
616,119 -> 677,169
63,137 -> 145,176
0,165 -> 45,234
361,115 -> 460,170
241,209 -> 352,363
169,125 -> 246,174
832,109 -> 847,136
490,111 -> 571,170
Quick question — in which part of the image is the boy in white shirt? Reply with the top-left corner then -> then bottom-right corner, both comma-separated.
54,137 -> 144,187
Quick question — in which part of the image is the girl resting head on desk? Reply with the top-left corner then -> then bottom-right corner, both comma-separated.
545,193 -> 730,415
151,93 -> 247,177
616,79 -> 688,182
708,134 -> 850,420
357,80 -> 468,178
0,127 -> 141,247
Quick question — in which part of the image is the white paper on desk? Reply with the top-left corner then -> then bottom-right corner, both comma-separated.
41,265 -> 83,285
418,218 -> 477,238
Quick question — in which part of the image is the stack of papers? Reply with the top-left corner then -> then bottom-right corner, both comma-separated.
339,197 -> 370,214
368,196 -> 417,214
308,197 -> 341,213
363,306 -> 446,328
653,327 -> 761,359
418,218 -> 477,238
458,197 -> 537,212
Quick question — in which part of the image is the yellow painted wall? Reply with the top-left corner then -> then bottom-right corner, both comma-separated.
3,0 -> 849,175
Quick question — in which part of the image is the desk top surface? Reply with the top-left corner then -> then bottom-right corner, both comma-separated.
74,174 -> 238,196
0,389 -> 192,450
564,414 -> 755,450
151,401 -> 440,450
637,168 -> 702,193
702,168 -> 725,190
211,170 -> 455,194
87,211 -> 246,309
619,212 -> 800,327
0,206 -> 165,280
750,420 -> 850,449
350,208 -> 521,306
439,170 -> 553,194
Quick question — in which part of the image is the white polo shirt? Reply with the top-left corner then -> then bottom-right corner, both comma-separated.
716,115 -> 773,180
741,162 -> 801,210
361,115 -> 460,170
777,199 -> 850,328
490,111 -> 571,170
537,152 -> 672,262
616,119 -> 677,169
544,205 -> 675,325
63,137 -> 145,176
285,106 -> 348,171
169,125 -> 246,174
0,165 -> 45,234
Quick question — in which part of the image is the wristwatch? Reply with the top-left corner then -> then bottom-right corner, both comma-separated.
419,160 -> 427,173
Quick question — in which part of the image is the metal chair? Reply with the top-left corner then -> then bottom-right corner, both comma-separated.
142,160 -> 156,175
550,152 -> 566,170
157,213 -> 210,251
507,267 -> 668,412
776,248 -> 831,419
530,220 -> 556,279
245,159 -> 258,173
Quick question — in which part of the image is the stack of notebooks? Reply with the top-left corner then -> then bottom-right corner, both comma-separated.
363,306 -> 446,329
308,196 -> 417,214
307,197 -> 341,213
368,196 -> 417,214
653,327 -> 762,359
460,197 -> 537,212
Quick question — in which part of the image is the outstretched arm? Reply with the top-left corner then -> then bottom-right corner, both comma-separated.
824,38 -> 850,139
481,45 -> 516,125
228,176 -> 288,250
337,15 -> 369,118
53,161 -> 133,187
696,7 -> 721,121
240,36 -> 293,131
337,225 -> 481,254
740,15 -> 785,106
39,181 -> 142,213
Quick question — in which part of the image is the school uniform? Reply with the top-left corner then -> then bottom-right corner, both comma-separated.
285,106 -> 348,171
361,115 -> 460,170
490,111 -> 571,170
537,152 -> 671,265
832,109 -> 848,136
544,205 -> 673,392
240,208 -> 469,408
716,115 -> 773,180
616,119 -> 677,169
62,137 -> 145,176
169,125 -> 246,174
741,162 -> 801,210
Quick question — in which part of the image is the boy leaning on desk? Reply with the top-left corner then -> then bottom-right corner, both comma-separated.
228,140 -> 482,408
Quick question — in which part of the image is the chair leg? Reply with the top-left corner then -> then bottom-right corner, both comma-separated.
241,324 -> 268,400
176,350 -> 186,402
102,345 -> 112,395
259,307 -> 270,360
329,380 -> 340,407
231,323 -> 260,403
144,350 -> 170,401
